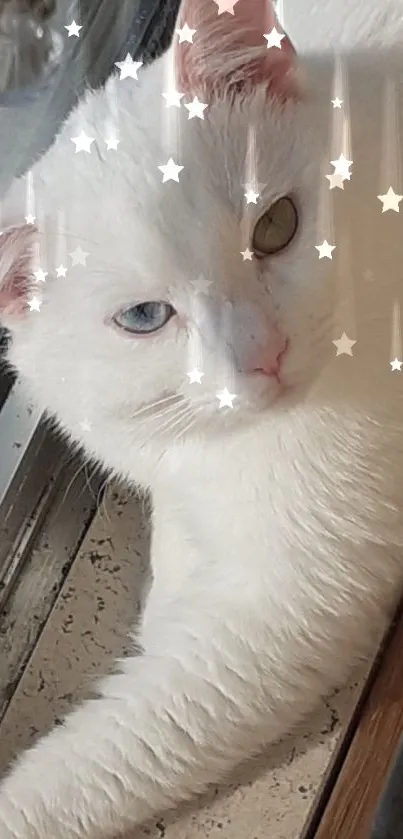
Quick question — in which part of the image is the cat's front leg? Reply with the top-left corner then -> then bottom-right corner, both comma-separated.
0,577 -> 312,839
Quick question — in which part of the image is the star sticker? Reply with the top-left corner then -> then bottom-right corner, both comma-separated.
315,240 -> 336,259
158,158 -> 184,183
176,23 -> 197,43
69,246 -> 89,266
114,54 -> 143,80
331,97 -> 343,108
28,296 -> 42,312
56,264 -> 67,278
33,268 -> 47,283
106,136 -> 120,150
216,387 -> 237,408
244,189 -> 260,204
80,419 -> 92,432
71,131 -> 95,153
326,172 -> 345,190
64,20 -> 82,37
390,358 -> 403,371
25,214 -> 36,224
377,186 -> 403,213
192,275 -> 212,295
264,27 -> 285,49
162,89 -> 184,108
330,153 -> 353,181
184,96 -> 208,120
332,332 -> 356,356
213,0 -> 240,13
241,248 -> 254,261
187,368 -> 204,384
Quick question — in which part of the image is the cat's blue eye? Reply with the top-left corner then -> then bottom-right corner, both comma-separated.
112,302 -> 176,335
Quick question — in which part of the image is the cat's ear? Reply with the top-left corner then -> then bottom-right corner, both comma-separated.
0,225 -> 37,319
175,0 -> 301,102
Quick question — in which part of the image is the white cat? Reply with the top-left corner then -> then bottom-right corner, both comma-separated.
1,0 -> 403,837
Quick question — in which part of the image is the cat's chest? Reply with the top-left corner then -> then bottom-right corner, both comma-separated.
152,404 -> 403,563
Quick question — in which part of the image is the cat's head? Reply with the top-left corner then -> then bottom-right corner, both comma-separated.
0,0 -> 333,474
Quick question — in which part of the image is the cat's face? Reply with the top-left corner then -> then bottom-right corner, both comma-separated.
0,0 -> 333,467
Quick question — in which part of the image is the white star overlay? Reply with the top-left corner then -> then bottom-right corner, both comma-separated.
315,240 -> 336,259
244,189 -> 260,204
64,21 -> 82,37
114,54 -> 143,80
25,214 -> 36,224
331,97 -> 343,108
28,296 -> 42,312
71,131 -> 95,153
330,153 -> 353,181
213,0 -> 240,13
185,97 -> 208,120
106,136 -> 120,151
241,248 -> 254,261
377,187 -> 403,213
80,419 -> 92,433
332,333 -> 356,356
264,27 -> 285,49
34,269 -> 47,283
176,24 -> 197,43
69,247 -> 89,266
56,265 -> 67,278
216,388 -> 237,409
158,158 -> 184,183
162,89 -> 184,108
326,172 -> 345,190
192,275 -> 212,295
187,369 -> 204,384
390,358 -> 403,371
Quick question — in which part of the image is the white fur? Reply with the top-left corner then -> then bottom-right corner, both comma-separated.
1,3 -> 403,838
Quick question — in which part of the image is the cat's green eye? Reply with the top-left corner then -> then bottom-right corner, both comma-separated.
252,196 -> 298,257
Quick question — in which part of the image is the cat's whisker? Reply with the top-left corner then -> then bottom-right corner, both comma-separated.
149,404 -> 194,434
129,393 -> 184,421
172,417 -> 197,444
145,404 -> 196,442
98,476 -> 113,526
52,456 -> 102,520
159,406 -> 196,436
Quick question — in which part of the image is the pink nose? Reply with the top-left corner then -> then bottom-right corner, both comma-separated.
247,337 -> 289,379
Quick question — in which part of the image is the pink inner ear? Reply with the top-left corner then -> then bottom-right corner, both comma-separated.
175,0 -> 299,102
0,225 -> 37,317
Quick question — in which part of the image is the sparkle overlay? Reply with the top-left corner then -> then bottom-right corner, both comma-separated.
213,0 -> 240,14
71,131 -> 95,153
332,333 -> 357,357
64,20 -> 82,38
115,54 -> 143,81
315,240 -> 336,260
377,186 -> 403,213
3,0 -> 403,437
69,247 -> 89,267
158,158 -> 184,182
264,27 -> 285,49
216,388 -> 237,408
175,24 -> 197,44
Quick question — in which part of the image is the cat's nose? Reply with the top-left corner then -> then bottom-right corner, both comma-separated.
245,336 -> 289,380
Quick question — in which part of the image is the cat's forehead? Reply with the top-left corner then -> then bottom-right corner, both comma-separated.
48,66 -> 312,220
29,63 -> 317,302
